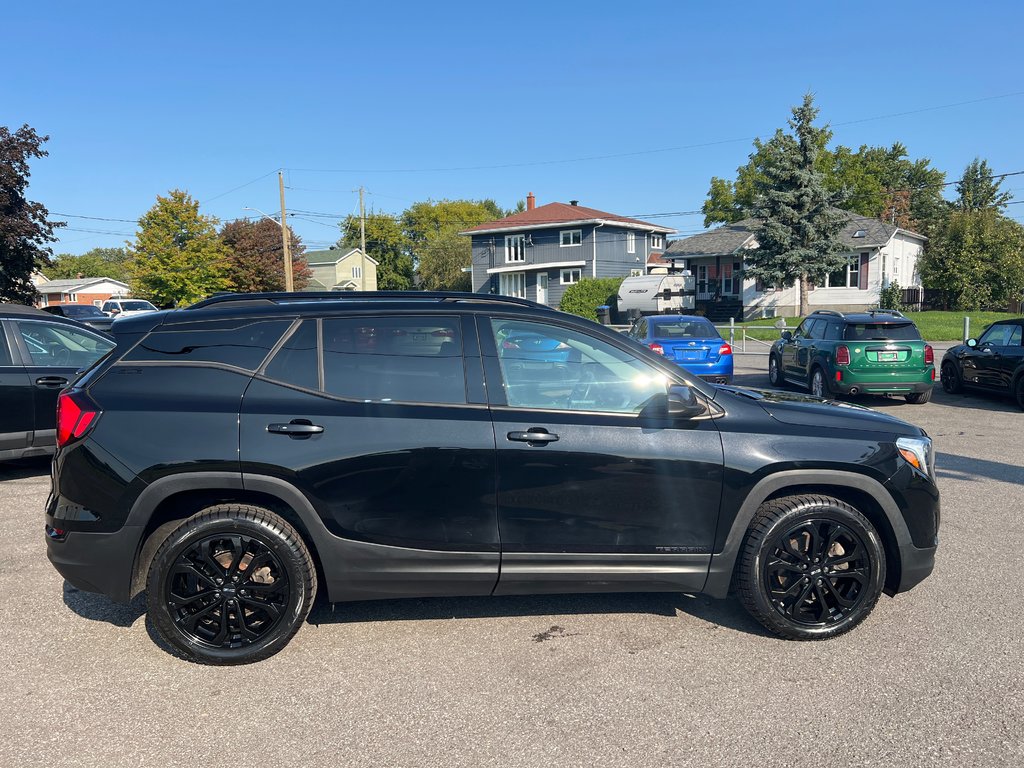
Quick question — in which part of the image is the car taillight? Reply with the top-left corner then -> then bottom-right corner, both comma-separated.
718,343 -> 732,356
56,392 -> 100,448
501,340 -> 520,350
924,345 -> 934,364
649,343 -> 664,355
431,329 -> 455,338
836,345 -> 851,366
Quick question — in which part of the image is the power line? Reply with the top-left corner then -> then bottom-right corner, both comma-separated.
200,169 -> 281,204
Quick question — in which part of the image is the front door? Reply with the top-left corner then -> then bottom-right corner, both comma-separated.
536,273 -> 548,305
966,323 -> 1016,389
239,314 -> 500,601
480,315 -> 724,595
0,322 -> 33,455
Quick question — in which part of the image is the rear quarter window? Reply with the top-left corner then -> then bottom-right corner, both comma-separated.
844,322 -> 921,341
122,319 -> 290,369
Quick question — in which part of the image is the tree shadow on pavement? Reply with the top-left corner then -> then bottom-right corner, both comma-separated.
62,581 -> 146,628
0,456 -> 52,481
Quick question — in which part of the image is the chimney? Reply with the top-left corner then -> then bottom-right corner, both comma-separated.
526,192 -> 535,211
569,200 -> 579,206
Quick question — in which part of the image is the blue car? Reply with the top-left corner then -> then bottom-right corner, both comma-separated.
627,315 -> 733,383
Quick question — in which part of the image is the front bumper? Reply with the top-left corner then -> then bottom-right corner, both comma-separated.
894,543 -> 937,593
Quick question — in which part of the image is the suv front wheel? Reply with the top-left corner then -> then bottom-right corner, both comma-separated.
146,504 -> 317,665
736,494 -> 885,640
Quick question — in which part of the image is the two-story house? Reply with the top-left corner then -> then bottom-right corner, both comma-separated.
304,247 -> 378,292
460,193 -> 675,307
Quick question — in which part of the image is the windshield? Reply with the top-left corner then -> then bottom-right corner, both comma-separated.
119,300 -> 157,311
649,319 -> 721,340
844,322 -> 921,341
63,305 -> 104,317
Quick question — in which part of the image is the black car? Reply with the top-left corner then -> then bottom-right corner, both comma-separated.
940,318 -> 1024,409
46,292 -> 939,664
1,303 -> 114,461
41,303 -> 115,332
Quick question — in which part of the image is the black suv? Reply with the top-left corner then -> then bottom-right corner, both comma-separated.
940,318 -> 1024,409
46,292 -> 939,664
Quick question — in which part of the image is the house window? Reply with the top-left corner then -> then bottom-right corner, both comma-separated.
651,234 -> 664,250
627,232 -> 636,254
499,271 -> 526,298
352,265 -> 362,279
560,268 -> 582,285
505,234 -> 526,263
826,257 -> 860,288
560,229 -> 582,247
67,293 -> 77,302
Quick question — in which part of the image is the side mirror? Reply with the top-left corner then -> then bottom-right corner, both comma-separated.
966,338 -> 977,348
781,331 -> 793,342
667,386 -> 706,419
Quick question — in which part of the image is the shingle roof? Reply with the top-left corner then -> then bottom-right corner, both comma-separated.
35,277 -> 129,293
460,202 -> 675,235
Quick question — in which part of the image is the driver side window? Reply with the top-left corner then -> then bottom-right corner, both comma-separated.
488,318 -> 671,414
16,321 -> 113,367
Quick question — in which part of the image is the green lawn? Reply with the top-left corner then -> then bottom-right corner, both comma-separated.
727,311 -> 1018,342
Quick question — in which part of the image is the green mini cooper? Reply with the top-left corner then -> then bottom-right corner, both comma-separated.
768,310 -> 935,403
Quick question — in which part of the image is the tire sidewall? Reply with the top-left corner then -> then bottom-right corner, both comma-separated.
941,361 -> 961,393
810,368 -> 825,398
768,355 -> 782,387
148,513 -> 313,664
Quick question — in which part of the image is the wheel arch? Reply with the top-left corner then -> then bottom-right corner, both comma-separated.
703,470 -> 912,598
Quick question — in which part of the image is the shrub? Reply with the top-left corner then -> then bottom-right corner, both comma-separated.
878,280 -> 904,312
559,277 -> 624,321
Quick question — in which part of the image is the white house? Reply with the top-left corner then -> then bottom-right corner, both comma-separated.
662,212 -> 926,320
304,248 -> 378,291
33,276 -> 132,308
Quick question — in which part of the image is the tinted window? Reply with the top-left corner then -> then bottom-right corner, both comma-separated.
264,320 -> 318,390
16,320 -> 114,367
322,316 -> 465,404
803,319 -> 825,339
119,300 -> 157,311
490,318 -> 670,414
124,320 -> 289,369
1010,325 -> 1023,347
844,322 -> 921,341
978,324 -> 1013,346
0,332 -> 11,366
63,305 -> 104,318
795,318 -> 815,338
649,318 -> 720,339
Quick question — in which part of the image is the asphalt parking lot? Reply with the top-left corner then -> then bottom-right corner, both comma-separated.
2,350 -> 1022,768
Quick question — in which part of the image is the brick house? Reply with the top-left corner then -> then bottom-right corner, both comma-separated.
34,277 -> 131,308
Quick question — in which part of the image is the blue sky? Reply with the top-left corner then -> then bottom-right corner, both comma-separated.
7,0 -> 1024,254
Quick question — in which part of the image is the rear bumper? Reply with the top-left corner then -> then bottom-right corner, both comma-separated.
674,358 -> 734,383
45,525 -> 142,603
831,371 -> 934,395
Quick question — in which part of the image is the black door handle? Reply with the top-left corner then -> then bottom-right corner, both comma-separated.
507,429 -> 559,444
35,376 -> 68,388
267,420 -> 324,439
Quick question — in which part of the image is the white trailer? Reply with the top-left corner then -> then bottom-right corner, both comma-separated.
616,274 -> 696,316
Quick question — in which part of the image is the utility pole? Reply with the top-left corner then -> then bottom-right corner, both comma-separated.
359,186 -> 367,290
279,171 -> 294,292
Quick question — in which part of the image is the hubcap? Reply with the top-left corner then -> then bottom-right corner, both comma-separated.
812,373 -> 823,397
166,534 -> 289,648
764,519 -> 871,626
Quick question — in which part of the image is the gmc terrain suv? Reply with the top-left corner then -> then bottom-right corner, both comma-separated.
46,292 -> 939,665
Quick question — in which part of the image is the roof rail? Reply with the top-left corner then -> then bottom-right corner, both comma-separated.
867,309 -> 905,318
186,291 -> 549,311
811,309 -> 844,318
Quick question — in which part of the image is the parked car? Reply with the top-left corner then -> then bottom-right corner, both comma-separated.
41,303 -> 115,332
940,318 -> 1024,409
100,298 -> 158,317
47,291 -> 938,664
627,315 -> 733,384
768,310 -> 934,403
0,303 -> 114,461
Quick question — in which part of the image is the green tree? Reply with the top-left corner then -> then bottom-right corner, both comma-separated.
339,211 -> 412,289
128,189 -> 231,306
44,247 -> 130,281
403,199 -> 502,290
220,218 -> 311,292
559,277 -> 624,321
744,94 -> 849,316
0,125 -> 62,303
919,209 -> 1024,311
956,157 -> 1012,212
416,229 -> 472,291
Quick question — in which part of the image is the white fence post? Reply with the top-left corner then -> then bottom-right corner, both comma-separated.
729,317 -> 735,348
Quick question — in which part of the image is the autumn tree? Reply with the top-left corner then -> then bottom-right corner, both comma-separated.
220,218 -> 311,292
338,211 -> 412,290
0,125 -> 62,303
45,247 -> 130,281
743,94 -> 849,316
128,190 -> 230,306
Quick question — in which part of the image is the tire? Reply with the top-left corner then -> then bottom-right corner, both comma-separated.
809,367 -> 827,399
146,504 -> 317,665
735,494 -> 885,640
940,361 -> 963,394
905,387 -> 932,404
768,354 -> 784,388
1015,375 -> 1024,411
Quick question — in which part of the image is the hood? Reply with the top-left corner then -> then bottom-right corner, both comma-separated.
715,385 -> 924,436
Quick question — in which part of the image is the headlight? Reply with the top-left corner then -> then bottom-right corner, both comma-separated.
896,436 -> 933,478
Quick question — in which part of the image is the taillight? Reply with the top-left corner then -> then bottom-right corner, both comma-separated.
924,345 -> 934,364
649,343 -> 664,355
431,329 -> 455,338
836,345 -> 851,366
501,340 -> 520,350
56,392 -> 100,448
718,343 -> 732,356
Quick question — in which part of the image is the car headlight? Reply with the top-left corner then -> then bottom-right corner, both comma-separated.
896,436 -> 934,478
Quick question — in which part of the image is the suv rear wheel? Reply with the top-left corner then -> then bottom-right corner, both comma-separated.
736,494 -> 885,640
809,367 -> 827,399
146,504 -> 316,665
905,388 -> 932,404
768,354 -> 784,388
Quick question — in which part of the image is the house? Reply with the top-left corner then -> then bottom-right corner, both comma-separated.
33,276 -> 131,308
303,248 -> 378,291
460,193 -> 675,307
662,212 -> 927,320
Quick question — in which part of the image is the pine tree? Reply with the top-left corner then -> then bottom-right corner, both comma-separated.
744,94 -> 849,315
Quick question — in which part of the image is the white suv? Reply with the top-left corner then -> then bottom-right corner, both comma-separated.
101,298 -> 158,317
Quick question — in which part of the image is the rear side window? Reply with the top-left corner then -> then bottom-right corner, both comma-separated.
124,319 -> 289,369
322,316 -> 465,404
844,322 -> 921,341
263,320 -> 318,390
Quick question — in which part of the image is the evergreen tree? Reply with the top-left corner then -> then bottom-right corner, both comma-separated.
744,94 -> 849,316
128,190 -> 231,306
0,125 -> 62,303
955,157 -> 1012,212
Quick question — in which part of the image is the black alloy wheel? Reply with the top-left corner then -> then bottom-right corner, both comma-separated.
147,505 -> 316,665
768,355 -> 783,388
940,361 -> 963,394
736,494 -> 885,640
